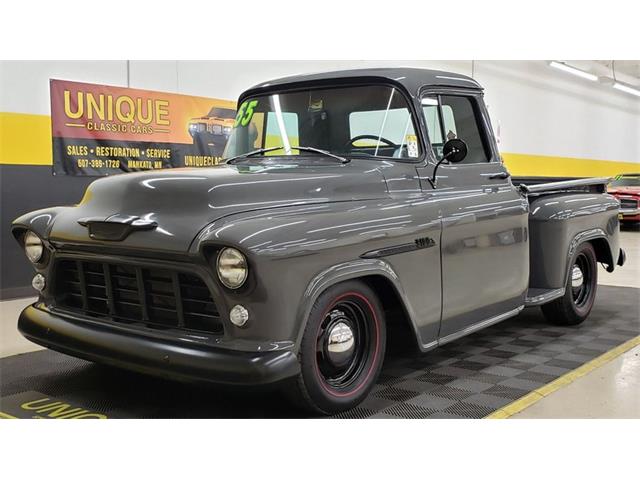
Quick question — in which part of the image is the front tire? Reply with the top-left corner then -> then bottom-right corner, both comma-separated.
288,280 -> 386,415
541,242 -> 598,325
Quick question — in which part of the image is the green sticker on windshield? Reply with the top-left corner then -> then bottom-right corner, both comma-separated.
234,100 -> 259,127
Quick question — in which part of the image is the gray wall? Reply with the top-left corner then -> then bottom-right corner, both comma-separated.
0,165 -> 92,298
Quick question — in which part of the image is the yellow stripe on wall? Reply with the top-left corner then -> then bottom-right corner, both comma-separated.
0,112 -> 52,166
1,112 -> 638,177
502,152 -> 639,178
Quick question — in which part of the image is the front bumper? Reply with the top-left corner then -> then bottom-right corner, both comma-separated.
619,208 -> 640,221
18,304 -> 299,385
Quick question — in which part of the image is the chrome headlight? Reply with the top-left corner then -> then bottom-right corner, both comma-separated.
216,248 -> 248,289
24,231 -> 44,264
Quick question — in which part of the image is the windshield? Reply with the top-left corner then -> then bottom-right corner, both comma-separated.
222,85 -> 420,161
609,175 -> 640,187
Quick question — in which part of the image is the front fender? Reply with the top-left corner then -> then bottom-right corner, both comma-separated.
11,207 -> 69,243
295,258 -> 427,350
191,198 -> 442,350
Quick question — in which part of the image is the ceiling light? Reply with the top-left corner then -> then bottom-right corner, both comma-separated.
549,61 -> 598,82
613,82 -> 640,97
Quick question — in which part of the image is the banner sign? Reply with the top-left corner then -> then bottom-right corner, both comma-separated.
50,79 -> 236,176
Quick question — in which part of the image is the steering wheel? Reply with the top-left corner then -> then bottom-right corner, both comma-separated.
346,134 -> 399,149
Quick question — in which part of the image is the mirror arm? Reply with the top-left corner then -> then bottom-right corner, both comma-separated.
428,150 -> 455,188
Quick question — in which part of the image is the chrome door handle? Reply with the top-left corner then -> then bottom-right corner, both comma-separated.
488,171 -> 510,180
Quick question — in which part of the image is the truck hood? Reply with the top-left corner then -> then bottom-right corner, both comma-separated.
48,161 -> 388,252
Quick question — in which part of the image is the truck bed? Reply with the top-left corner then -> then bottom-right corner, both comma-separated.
520,176 -> 620,303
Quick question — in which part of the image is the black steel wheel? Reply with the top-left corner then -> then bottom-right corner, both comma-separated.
570,251 -> 594,309
287,280 -> 386,415
542,242 -> 598,326
316,298 -> 372,390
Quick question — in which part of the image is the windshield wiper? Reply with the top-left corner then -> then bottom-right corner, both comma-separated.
225,146 -> 350,164
225,146 -> 284,164
293,146 -> 350,164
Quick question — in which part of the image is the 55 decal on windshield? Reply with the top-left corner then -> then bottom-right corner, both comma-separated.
234,100 -> 259,127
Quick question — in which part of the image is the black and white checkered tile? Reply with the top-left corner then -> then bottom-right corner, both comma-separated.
332,285 -> 639,419
0,286 -> 637,419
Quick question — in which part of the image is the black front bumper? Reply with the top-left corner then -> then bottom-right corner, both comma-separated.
18,305 -> 299,386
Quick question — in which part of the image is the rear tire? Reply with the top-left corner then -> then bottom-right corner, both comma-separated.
287,280 -> 386,415
541,242 -> 598,326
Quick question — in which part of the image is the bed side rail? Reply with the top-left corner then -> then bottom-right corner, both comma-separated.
518,177 -> 610,195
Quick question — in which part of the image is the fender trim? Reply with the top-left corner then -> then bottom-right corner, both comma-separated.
565,228 -> 612,280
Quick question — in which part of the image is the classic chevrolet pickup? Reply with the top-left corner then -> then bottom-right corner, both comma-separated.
13,68 -> 626,414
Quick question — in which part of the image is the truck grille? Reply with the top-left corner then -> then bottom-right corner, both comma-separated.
620,198 -> 638,209
53,259 -> 223,334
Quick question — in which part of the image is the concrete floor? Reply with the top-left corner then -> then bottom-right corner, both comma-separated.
512,227 -> 639,418
0,296 -> 40,358
0,227 -> 638,417
597,229 -> 640,288
512,344 -> 640,418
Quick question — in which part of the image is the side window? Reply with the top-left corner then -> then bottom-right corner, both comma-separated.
422,97 -> 442,147
422,97 -> 452,160
422,94 -> 491,164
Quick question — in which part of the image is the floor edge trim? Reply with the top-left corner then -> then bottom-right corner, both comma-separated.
485,335 -> 640,419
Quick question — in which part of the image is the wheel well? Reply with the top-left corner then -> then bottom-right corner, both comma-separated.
360,275 -> 420,353
589,237 -> 613,269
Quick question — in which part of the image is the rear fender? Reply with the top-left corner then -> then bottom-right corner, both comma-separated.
564,229 -> 614,283
528,193 -> 619,289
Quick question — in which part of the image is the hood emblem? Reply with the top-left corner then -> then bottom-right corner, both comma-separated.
78,214 -> 157,241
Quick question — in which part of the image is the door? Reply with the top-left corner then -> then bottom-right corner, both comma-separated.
419,92 -> 529,340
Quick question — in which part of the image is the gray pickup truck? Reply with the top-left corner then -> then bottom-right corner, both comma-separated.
13,68 -> 626,414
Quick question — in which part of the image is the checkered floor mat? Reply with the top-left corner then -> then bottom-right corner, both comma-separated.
1,285 -> 638,419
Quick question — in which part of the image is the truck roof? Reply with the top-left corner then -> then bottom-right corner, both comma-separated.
243,67 -> 482,98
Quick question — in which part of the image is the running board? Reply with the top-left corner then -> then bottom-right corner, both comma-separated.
438,306 -> 524,347
525,288 -> 565,306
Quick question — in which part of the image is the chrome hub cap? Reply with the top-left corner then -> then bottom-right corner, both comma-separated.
326,321 -> 355,367
571,265 -> 584,288
571,252 -> 593,309
316,299 -> 373,390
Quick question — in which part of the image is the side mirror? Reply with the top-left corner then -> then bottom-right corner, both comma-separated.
442,138 -> 467,163
429,139 -> 468,188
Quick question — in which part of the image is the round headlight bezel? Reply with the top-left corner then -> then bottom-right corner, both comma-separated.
24,231 -> 44,264
216,247 -> 248,289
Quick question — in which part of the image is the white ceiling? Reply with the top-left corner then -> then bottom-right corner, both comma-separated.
567,60 -> 640,86
594,60 -> 640,79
